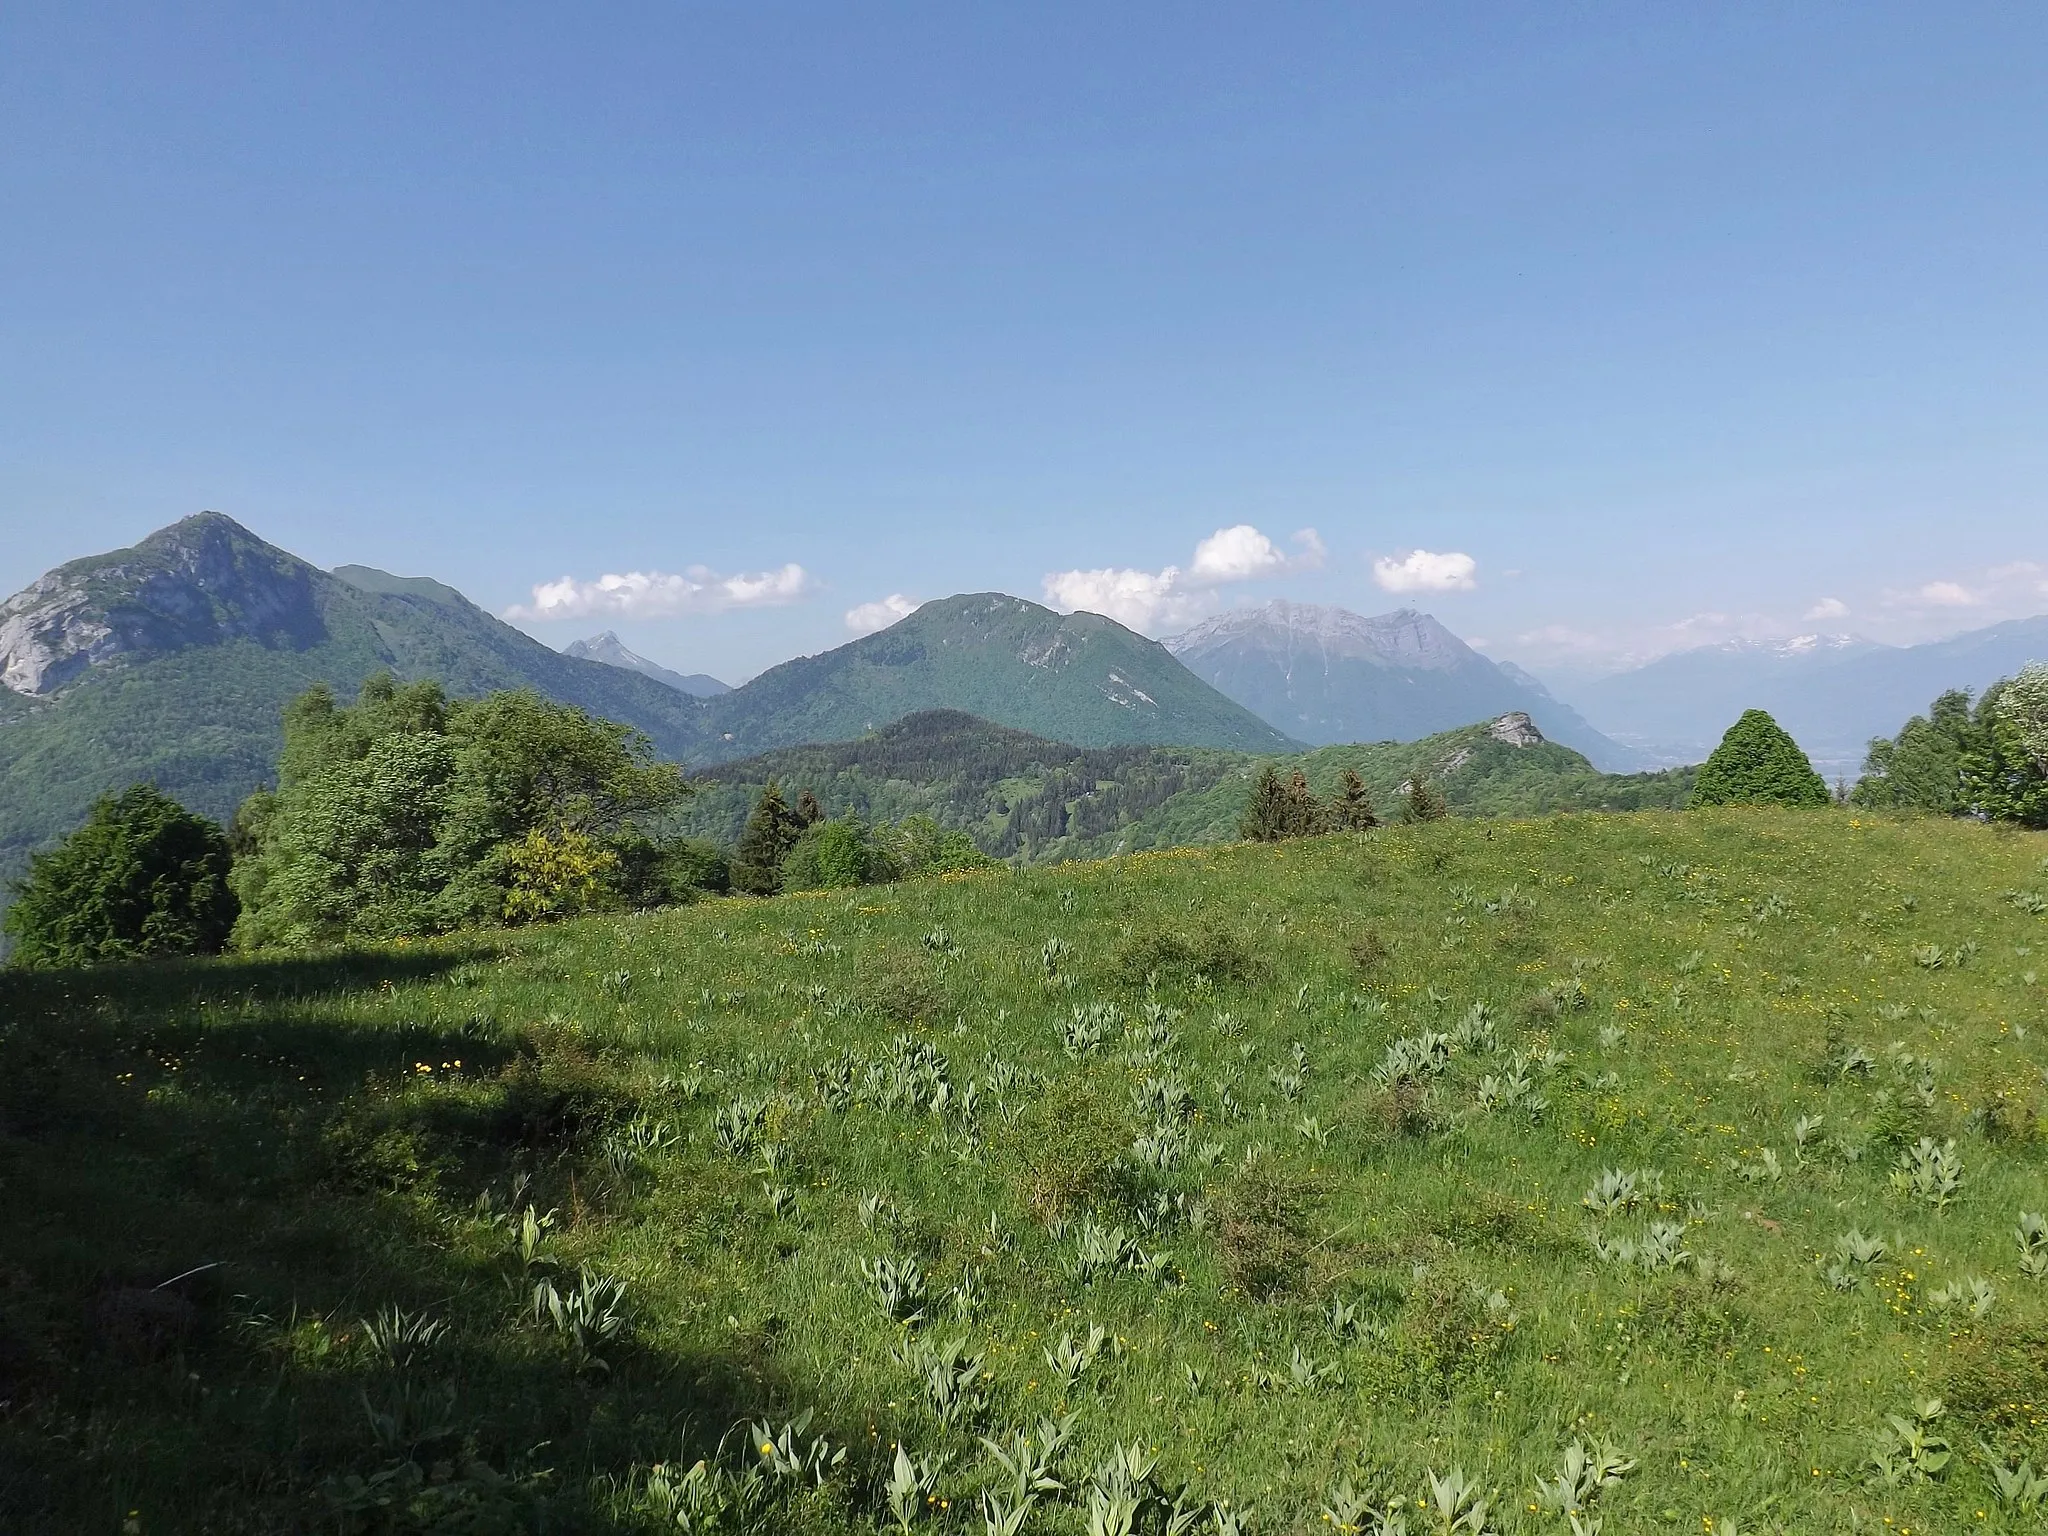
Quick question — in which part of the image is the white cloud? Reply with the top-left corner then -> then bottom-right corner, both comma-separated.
845,593 -> 922,635
1042,564 -> 1205,634
1043,524 -> 1322,635
1918,580 -> 1978,607
505,562 -> 814,622
1372,549 -> 1477,594
1805,597 -> 1850,620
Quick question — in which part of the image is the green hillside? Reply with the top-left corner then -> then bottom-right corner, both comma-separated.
689,594 -> 1301,762
6,808 -> 2044,1531
678,709 -> 1696,862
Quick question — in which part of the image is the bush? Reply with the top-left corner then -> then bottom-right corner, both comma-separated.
1111,923 -> 1268,991
782,817 -> 877,891
1009,1077 -> 1130,1219
4,784 -> 237,967
1690,709 -> 1829,808
857,950 -> 946,1024
1211,1162 -> 1320,1299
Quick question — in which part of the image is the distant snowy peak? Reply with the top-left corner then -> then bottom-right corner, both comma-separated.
1690,633 -> 1884,663
1164,600 -> 1478,672
562,631 -> 730,697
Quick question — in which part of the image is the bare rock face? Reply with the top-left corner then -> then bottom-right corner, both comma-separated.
0,512 -> 326,697
1486,711 -> 1546,748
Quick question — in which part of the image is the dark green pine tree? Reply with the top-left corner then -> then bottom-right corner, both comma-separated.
1280,769 -> 1327,837
1690,709 -> 1830,808
1239,766 -> 1292,842
1402,775 -> 1449,823
2,783 -> 238,967
1332,768 -> 1379,831
731,780 -> 808,895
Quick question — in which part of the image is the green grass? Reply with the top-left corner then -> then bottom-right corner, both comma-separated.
4,808 -> 2047,1533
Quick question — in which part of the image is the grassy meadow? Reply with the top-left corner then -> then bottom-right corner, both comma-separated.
3,808 -> 2046,1533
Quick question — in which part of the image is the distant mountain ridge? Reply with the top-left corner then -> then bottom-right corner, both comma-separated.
1574,619 -> 2048,773
562,631 -> 730,697
0,518 -> 1301,886
676,707 -> 1693,864
1163,600 -> 1638,770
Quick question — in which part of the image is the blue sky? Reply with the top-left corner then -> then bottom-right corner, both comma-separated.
3,4 -> 2044,685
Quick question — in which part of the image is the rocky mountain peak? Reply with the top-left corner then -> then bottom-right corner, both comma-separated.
1164,600 -> 1480,672
1,512 -> 325,696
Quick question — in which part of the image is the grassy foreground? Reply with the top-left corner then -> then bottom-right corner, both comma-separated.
2,808 -> 2046,1533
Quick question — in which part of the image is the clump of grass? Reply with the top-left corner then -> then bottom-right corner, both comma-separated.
1005,1075 -> 1130,1220
1211,1161 -> 1321,1299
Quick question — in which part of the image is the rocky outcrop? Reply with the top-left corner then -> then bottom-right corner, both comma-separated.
0,512 -> 326,696
1486,711 -> 1546,747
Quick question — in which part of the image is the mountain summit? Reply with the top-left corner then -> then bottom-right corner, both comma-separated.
1162,600 -> 1633,769
562,631 -> 730,697
692,593 -> 1301,759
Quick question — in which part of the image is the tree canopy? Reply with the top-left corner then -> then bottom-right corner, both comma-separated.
4,784 -> 237,967
1690,710 -> 1830,808
1850,680 -> 2048,827
230,675 -> 689,947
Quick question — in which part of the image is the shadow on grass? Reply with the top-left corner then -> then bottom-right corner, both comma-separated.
0,956 -> 861,1534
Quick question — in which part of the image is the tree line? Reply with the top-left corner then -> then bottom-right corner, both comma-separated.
8,669 -> 2044,968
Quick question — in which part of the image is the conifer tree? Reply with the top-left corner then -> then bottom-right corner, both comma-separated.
732,780 -> 806,895
1402,776 -> 1449,823
1282,769 -> 1326,837
1239,766 -> 1291,842
1690,710 -> 1829,808
1333,768 -> 1379,831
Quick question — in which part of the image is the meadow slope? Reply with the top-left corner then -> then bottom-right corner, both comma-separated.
3,809 -> 2046,1533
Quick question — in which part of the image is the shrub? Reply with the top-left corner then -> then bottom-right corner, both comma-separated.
1212,1162 -> 1320,1299
1348,929 -> 1391,972
4,784 -> 237,967
1111,923 -> 1267,991
1690,709 -> 1829,808
857,950 -> 946,1024
502,827 -> 619,922
1009,1077 -> 1129,1219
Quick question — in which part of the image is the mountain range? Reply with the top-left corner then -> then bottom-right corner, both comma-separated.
1161,600 -> 1638,771
562,631 -> 730,697
0,515 -> 1293,884
1574,621 -> 2048,774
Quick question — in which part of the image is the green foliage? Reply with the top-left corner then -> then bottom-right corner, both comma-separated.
3,784 -> 236,967
678,710 -> 1697,866
230,675 -> 688,945
731,781 -> 806,896
1852,681 -> 2048,827
1690,709 -> 1830,808
1333,767 -> 1379,831
1240,767 -> 1327,841
2003,662 -> 2048,769
1404,775 -> 1450,823
1852,689 -> 1979,813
